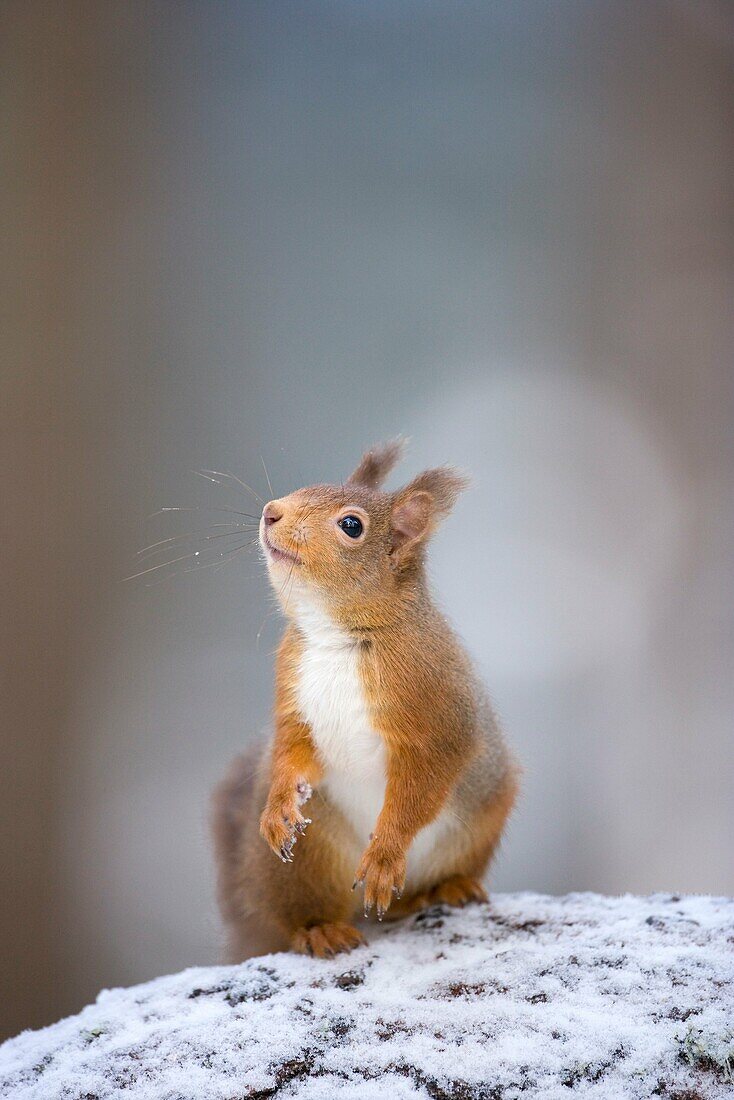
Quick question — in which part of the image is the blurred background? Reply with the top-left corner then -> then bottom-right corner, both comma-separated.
2,0 -> 732,1041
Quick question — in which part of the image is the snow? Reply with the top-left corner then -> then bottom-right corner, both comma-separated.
1,893 -> 733,1099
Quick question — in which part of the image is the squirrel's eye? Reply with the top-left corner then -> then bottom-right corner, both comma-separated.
338,515 -> 363,539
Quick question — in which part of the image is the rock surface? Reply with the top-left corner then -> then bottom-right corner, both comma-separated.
1,893 -> 733,1099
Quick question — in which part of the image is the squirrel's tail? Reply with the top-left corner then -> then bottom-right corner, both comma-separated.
211,748 -> 265,960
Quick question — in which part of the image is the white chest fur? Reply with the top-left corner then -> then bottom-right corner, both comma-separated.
293,598 -> 386,847
292,597 -> 457,885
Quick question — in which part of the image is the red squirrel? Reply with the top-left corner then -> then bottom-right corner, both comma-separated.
213,441 -> 519,958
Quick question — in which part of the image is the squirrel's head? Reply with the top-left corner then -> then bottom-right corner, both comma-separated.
259,440 -> 468,623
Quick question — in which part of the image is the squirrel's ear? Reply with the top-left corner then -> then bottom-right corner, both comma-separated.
347,438 -> 406,490
389,467 -> 469,565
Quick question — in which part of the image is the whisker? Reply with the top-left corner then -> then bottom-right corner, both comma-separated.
221,506 -> 261,520
135,466 -> 269,586
189,540 -> 254,573
123,550 -> 205,582
212,521 -> 249,527
280,561 -> 297,612
146,550 -> 260,586
260,455 -> 274,498
136,527 -> 258,562
256,607 -> 277,649
137,536 -> 260,584
149,505 -> 261,520
198,468 -> 266,506
136,524 -> 255,557
144,569 -> 183,589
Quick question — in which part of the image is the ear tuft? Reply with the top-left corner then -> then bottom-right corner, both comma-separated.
347,438 -> 407,490
401,466 -> 470,519
389,466 -> 469,566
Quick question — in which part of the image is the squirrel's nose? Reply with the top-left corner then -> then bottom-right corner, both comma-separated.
263,502 -> 282,526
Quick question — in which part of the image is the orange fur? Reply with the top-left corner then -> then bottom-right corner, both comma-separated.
213,441 -> 520,958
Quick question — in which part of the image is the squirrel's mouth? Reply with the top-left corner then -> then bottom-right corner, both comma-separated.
261,528 -> 302,566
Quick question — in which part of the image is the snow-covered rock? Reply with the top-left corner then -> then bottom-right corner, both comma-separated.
1,893 -> 733,1099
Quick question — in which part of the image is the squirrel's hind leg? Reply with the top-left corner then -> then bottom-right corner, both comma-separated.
428,874 -> 488,907
386,874 -> 487,919
291,921 -> 365,958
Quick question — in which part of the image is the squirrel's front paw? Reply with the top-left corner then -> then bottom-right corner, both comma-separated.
259,782 -> 312,863
354,840 -> 406,920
